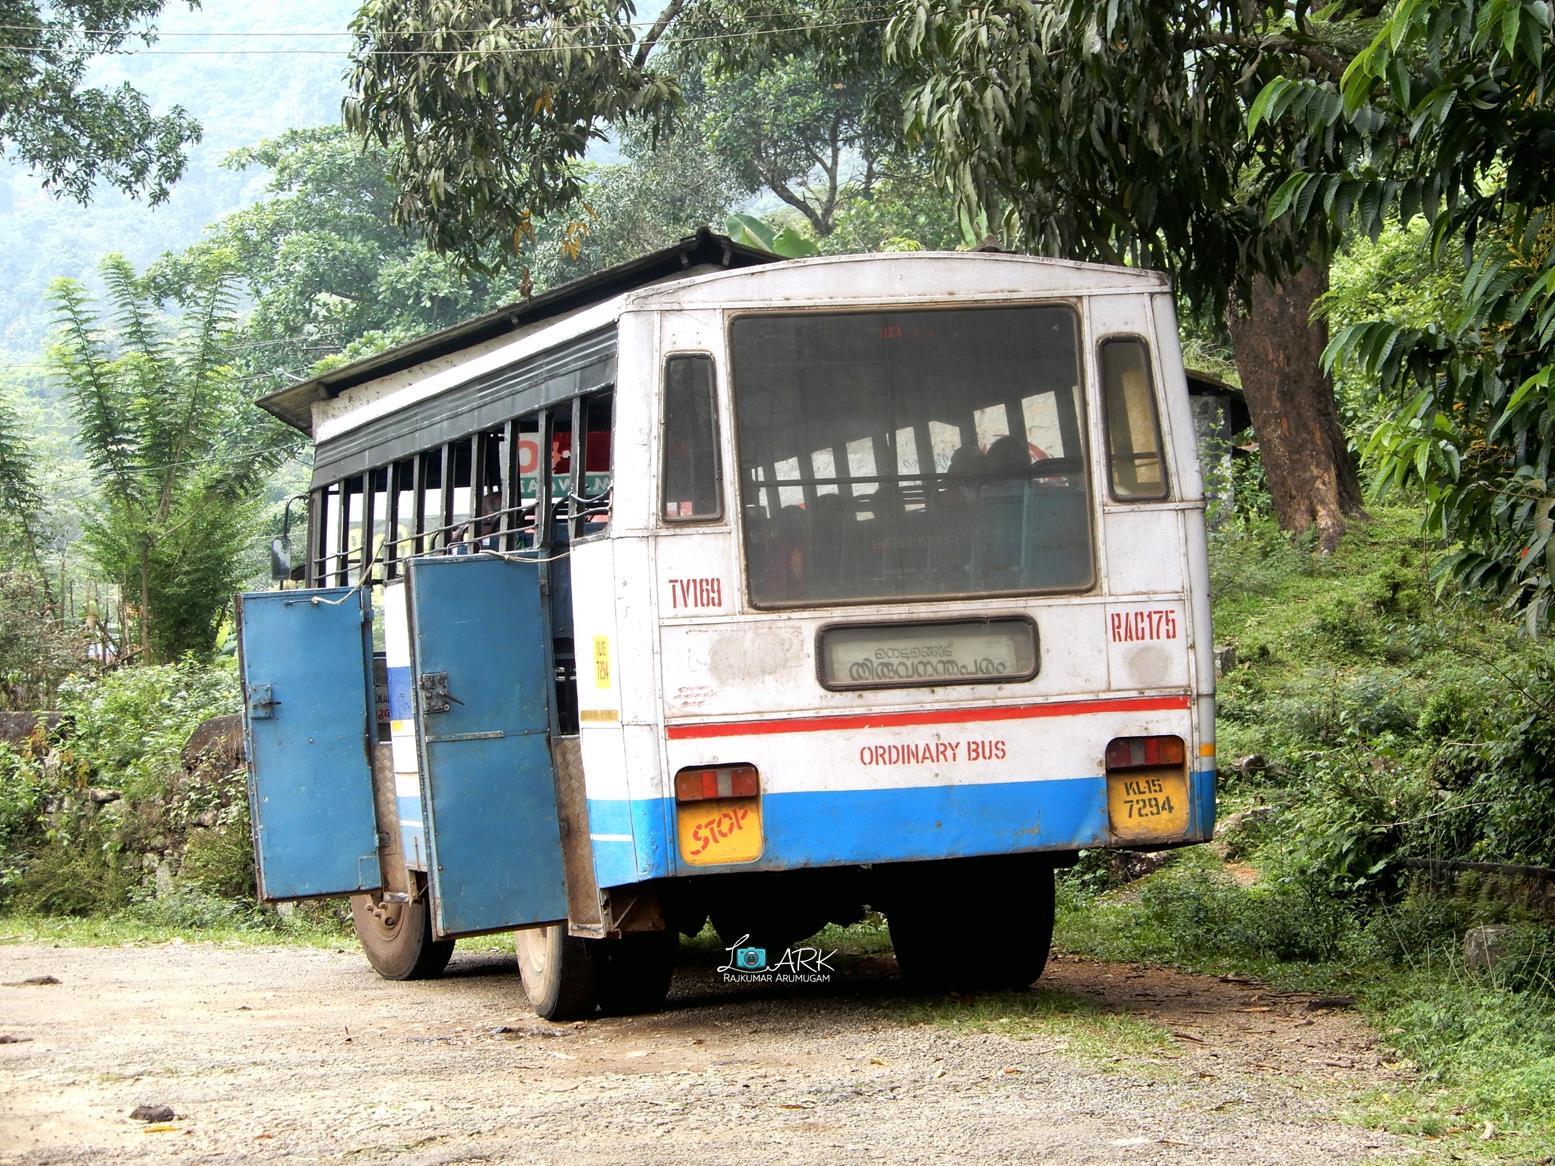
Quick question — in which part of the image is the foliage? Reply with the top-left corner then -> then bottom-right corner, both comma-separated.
58,660 -> 235,801
0,0 -> 201,204
1254,0 -> 1555,626
344,0 -> 682,260
49,254 -> 289,661
0,571 -> 79,709
0,389 -> 47,579
723,212 -> 815,258
885,1 -> 1372,313
343,0 -> 923,264
1211,512 -> 1555,893
147,127 -> 528,403
659,5 -> 913,243
0,661 -> 239,913
522,123 -> 747,288
820,165 -> 963,255
0,741 -> 45,890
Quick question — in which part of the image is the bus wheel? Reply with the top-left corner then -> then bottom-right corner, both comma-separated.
888,862 -> 1055,991
350,889 -> 454,981
516,924 -> 602,1021
597,930 -> 678,1016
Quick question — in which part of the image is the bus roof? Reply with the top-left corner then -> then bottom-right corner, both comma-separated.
256,228 -> 775,433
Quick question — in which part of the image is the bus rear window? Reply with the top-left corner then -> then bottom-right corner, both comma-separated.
1101,338 -> 1169,500
663,354 -> 722,521
731,306 -> 1093,606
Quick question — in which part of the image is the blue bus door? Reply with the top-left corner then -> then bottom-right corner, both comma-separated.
237,588 -> 383,900
404,555 -> 568,936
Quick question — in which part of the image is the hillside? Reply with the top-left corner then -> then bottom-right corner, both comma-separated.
0,0 -> 358,362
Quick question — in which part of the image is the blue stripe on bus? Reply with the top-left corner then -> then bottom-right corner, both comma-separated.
386,665 -> 415,721
587,769 -> 1218,886
1191,767 -> 1216,840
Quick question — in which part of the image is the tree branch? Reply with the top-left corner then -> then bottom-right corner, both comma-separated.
633,0 -> 688,70
1192,29 -> 1347,80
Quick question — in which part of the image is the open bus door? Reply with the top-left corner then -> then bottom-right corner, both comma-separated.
403,554 -> 569,936
236,588 -> 383,900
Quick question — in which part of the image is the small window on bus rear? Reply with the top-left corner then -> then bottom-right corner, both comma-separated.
1101,338 -> 1169,501
662,354 -> 722,522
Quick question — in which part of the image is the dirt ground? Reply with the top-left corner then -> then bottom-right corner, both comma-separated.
0,939 -> 1429,1165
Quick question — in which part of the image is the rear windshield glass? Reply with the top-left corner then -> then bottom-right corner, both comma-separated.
732,306 -> 1093,606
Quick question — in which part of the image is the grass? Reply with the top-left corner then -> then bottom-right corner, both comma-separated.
898,988 -> 1177,1070
1054,860 -> 1555,1165
0,911 -> 347,948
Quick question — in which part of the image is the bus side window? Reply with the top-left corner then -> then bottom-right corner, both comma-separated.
575,391 -> 613,538
418,448 -> 443,553
507,412 -> 543,549
314,482 -> 341,585
343,474 -> 366,583
662,354 -> 721,522
1101,338 -> 1170,501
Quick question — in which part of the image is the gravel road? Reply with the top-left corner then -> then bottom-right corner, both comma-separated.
0,939 -> 1426,1165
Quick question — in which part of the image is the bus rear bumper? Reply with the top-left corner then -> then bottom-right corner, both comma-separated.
588,766 -> 1217,886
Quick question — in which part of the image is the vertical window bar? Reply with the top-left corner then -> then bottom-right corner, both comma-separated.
410,451 -> 425,557
360,472 -> 376,584
502,417 -> 519,551
566,397 -> 582,540
441,442 -> 456,550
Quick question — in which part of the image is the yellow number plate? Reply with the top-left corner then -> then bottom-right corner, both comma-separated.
676,797 -> 763,866
1107,767 -> 1190,842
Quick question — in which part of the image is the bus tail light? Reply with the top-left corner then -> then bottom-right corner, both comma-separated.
1105,735 -> 1189,844
1105,735 -> 1185,770
674,764 -> 760,803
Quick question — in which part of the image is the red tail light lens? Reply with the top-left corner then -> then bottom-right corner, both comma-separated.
1105,736 -> 1186,770
674,764 -> 760,802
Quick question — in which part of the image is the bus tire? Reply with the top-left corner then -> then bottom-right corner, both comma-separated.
350,888 -> 455,981
888,862 -> 1055,991
597,930 -> 678,1016
516,924 -> 602,1021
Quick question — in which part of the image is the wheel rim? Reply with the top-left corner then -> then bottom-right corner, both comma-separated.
515,925 -> 555,983
356,895 -> 407,943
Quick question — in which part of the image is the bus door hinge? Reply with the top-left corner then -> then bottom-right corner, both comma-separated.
419,672 -> 452,714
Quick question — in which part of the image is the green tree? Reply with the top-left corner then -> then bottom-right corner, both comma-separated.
1,1 -> 202,203
523,124 -> 745,286
1252,0 -> 1554,624
885,1 -> 1377,549
344,0 -> 683,260
0,389 -> 49,598
343,0 -> 928,259
49,255 -> 287,662
148,126 -> 527,402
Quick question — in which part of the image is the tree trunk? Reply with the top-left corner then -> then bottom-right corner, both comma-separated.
1226,264 -> 1364,552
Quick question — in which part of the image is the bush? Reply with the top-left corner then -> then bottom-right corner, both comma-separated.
6,815 -> 134,917
0,742 -> 44,892
1137,869 -> 1357,964
1,661 -> 243,916
59,660 -> 238,802
178,805 -> 256,900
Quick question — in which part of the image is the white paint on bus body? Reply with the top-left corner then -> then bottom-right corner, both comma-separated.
313,252 -> 1215,886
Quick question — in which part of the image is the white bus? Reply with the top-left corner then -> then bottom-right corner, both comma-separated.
238,230 -> 1216,1019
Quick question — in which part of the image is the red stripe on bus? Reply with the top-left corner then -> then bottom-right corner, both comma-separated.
664,694 -> 1192,740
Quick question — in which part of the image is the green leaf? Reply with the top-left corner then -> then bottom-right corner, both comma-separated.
1266,172 -> 1312,222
